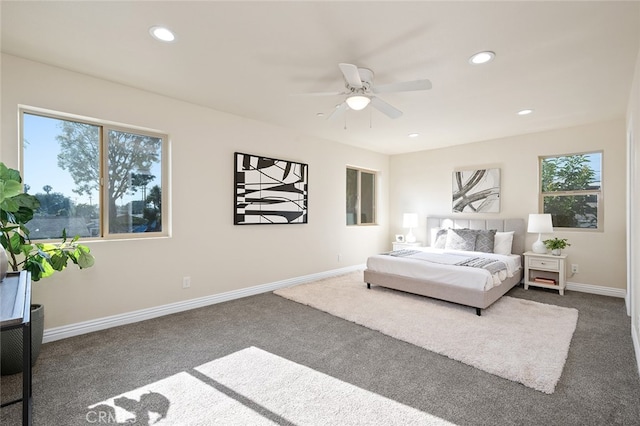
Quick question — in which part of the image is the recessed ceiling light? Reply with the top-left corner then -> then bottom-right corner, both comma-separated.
316,112 -> 325,117
149,26 -> 176,42
469,51 -> 495,65
408,133 -> 419,138
517,109 -> 534,116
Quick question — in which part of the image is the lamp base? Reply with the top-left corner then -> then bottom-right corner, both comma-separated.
532,239 -> 547,254
405,229 -> 416,243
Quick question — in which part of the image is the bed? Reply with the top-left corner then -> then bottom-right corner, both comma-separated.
364,217 -> 525,315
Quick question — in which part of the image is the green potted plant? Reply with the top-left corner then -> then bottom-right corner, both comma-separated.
0,162 -> 95,374
543,237 -> 570,256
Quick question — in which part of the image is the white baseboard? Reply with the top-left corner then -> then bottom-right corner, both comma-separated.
633,322 -> 640,379
43,264 -> 365,343
565,281 -> 626,298
43,269 -> 627,344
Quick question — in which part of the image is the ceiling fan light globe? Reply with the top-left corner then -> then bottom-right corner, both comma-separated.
346,95 -> 370,111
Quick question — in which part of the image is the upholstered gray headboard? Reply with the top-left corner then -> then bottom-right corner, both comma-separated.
426,217 -> 526,255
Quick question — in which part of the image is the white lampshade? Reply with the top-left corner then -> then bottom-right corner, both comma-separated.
527,214 -> 553,233
527,213 -> 553,253
345,95 -> 371,111
403,213 -> 419,243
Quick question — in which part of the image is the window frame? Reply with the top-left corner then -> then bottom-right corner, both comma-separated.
538,150 -> 603,231
346,166 -> 378,226
19,106 -> 170,241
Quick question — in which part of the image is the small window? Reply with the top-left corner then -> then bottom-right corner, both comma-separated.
22,110 -> 167,240
346,167 -> 377,225
540,151 -> 602,229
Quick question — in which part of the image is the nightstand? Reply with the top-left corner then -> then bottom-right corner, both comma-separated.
523,251 -> 567,295
392,241 -> 422,251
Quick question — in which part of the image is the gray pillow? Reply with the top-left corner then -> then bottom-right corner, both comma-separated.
444,228 -> 477,251
475,229 -> 497,253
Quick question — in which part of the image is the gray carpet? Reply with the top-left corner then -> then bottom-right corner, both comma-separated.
1,282 -> 639,425
87,346 -> 455,425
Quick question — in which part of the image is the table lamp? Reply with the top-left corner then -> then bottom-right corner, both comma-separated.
527,213 -> 553,253
403,213 -> 419,243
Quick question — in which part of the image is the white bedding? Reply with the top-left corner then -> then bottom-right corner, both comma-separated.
366,247 -> 522,291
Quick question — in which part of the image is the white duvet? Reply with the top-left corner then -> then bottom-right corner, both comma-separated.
366,247 -> 522,291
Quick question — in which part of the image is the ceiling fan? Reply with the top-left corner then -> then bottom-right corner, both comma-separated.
301,63 -> 432,120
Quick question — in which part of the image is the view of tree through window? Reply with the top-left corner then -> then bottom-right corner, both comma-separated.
540,152 -> 602,229
346,167 -> 376,225
22,111 -> 166,239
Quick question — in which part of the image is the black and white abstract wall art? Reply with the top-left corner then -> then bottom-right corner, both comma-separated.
452,168 -> 500,213
234,152 -> 308,225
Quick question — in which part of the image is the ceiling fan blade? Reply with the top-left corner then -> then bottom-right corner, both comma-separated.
290,91 -> 343,97
370,96 -> 403,119
338,63 -> 363,88
327,102 -> 348,121
373,79 -> 432,93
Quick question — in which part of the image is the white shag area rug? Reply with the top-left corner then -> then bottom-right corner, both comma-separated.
89,346 -> 455,425
274,271 -> 579,394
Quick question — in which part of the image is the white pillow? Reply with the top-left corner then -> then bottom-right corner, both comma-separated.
493,231 -> 514,255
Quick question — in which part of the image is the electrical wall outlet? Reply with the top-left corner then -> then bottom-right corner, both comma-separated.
182,276 -> 191,289
571,264 -> 579,274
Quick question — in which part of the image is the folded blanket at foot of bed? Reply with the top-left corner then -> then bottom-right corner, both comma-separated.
384,249 -> 509,286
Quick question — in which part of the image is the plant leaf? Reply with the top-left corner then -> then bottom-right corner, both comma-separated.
0,180 -> 23,205
77,250 -> 95,269
48,251 -> 69,271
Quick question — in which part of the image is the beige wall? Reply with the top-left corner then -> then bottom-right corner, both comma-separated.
389,119 -> 628,291
1,50 -> 635,344
1,54 -> 390,329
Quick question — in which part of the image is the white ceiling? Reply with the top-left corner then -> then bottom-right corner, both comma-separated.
1,1 -> 639,155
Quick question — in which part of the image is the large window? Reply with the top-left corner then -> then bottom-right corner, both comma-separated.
346,167 -> 376,225
540,151 -> 602,230
22,110 -> 167,240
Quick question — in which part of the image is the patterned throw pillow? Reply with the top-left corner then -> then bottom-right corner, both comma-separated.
444,228 -> 477,251
475,229 -> 497,253
433,228 -> 448,248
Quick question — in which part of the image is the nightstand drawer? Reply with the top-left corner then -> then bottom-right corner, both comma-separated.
528,257 -> 560,271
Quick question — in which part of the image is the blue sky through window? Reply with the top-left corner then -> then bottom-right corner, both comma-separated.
23,113 -> 162,207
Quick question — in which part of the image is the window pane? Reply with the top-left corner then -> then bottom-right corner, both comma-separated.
360,171 -> 375,224
541,152 -> 602,230
543,194 -> 598,229
346,168 -> 357,225
542,153 -> 601,192
23,113 -> 101,239
107,129 -> 163,234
